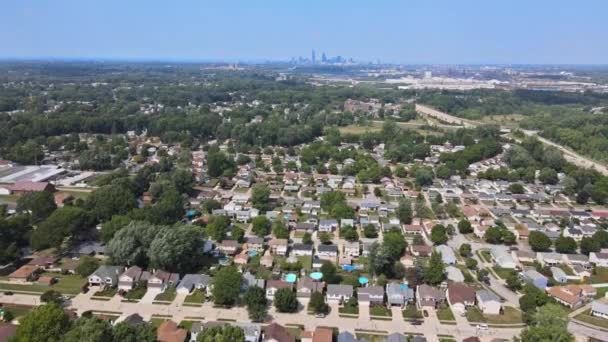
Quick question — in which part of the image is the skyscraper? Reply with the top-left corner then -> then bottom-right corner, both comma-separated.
322,52 -> 327,63
311,49 -> 316,64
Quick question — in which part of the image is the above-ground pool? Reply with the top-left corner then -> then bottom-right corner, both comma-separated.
359,277 -> 369,285
342,265 -> 357,272
247,250 -> 258,257
310,272 -> 323,280
187,210 -> 197,217
285,273 -> 297,283
400,284 -> 409,290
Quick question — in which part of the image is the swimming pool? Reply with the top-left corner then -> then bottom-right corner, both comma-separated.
247,250 -> 258,257
342,265 -> 357,272
285,273 -> 297,283
359,277 -> 369,285
310,272 -> 323,280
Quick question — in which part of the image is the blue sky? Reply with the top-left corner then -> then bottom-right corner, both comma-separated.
1,0 -> 606,64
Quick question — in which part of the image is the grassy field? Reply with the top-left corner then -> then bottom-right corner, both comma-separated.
184,289 -> 205,304
154,288 -> 177,302
478,250 -> 492,263
297,256 -> 312,271
0,273 -> 86,295
93,287 -> 117,297
591,267 -> 608,284
124,286 -> 146,300
370,305 -> 392,317
575,310 -> 608,329
492,267 -> 515,280
479,114 -> 525,128
402,304 -> 423,320
339,305 -> 359,315
436,305 -> 455,321
466,306 -> 523,324
0,304 -> 34,319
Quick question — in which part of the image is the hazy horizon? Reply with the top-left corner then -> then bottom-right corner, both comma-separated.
1,0 -> 607,64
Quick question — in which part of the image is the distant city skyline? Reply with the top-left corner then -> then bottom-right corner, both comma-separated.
1,0 -> 607,64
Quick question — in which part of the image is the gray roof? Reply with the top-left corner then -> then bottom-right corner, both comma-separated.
386,333 -> 407,342
476,289 -> 500,303
178,274 -> 211,290
293,243 -> 313,251
358,285 -> 384,297
592,299 -> 608,316
327,284 -> 354,296
318,244 -> 338,253
91,265 -> 122,280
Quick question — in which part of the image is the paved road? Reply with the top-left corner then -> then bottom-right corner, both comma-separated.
1,291 -> 523,341
415,103 -> 608,176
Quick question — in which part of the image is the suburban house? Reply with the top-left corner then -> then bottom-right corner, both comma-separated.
118,266 -> 151,291
386,283 -> 414,307
446,266 -> 465,282
447,283 -> 476,315
343,241 -> 360,257
246,237 -> 265,252
88,265 -> 123,288
8,265 -> 39,283
311,327 -> 333,342
491,247 -> 517,269
296,277 -> 325,298
476,290 -> 501,315
591,299 -> 608,320
411,245 -> 432,257
157,320 -> 188,342
416,285 -> 446,308
27,255 -> 59,270
292,244 -> 314,257
326,284 -> 354,303
589,252 -> 608,267
243,272 -> 266,291
266,280 -> 293,300
547,286 -> 584,309
317,244 -> 339,260
263,323 -> 295,342
403,224 -> 423,235
148,270 -> 180,292
218,240 -> 240,256
520,269 -> 548,290
318,219 -> 339,232
269,239 -> 288,256
537,252 -> 563,266
357,286 -> 385,305
177,274 -> 211,295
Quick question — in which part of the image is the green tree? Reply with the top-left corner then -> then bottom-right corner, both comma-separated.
16,191 -> 56,223
31,206 -> 91,250
424,251 -> 445,285
40,290 -> 63,304
519,304 -> 574,342
528,231 -> 552,252
581,236 -> 601,255
148,225 -> 204,273
106,221 -> 166,267
430,224 -> 448,245
274,287 -> 298,313
484,226 -> 503,244
506,272 -> 522,291
318,232 -> 332,244
87,184 -> 137,221
252,216 -> 270,237
309,291 -> 329,314
340,225 -> 358,242
100,215 -> 130,243
507,183 -> 525,194
212,267 -> 243,306
302,232 -> 313,244
320,261 -> 340,284
465,258 -> 478,270
76,256 -> 100,277
112,322 -> 157,342
13,303 -> 70,342
457,219 -> 473,234
206,215 -> 231,241
554,236 -> 577,254
396,199 -> 413,224
363,224 -> 378,238
244,286 -> 268,322
251,184 -> 271,211
272,220 -> 289,239
459,243 -> 471,257
64,317 -> 113,342
196,324 -> 245,342
383,230 -> 407,260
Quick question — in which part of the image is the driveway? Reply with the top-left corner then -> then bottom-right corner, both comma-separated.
140,289 -> 161,304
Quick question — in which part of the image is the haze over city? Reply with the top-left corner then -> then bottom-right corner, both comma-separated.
1,0 -> 607,64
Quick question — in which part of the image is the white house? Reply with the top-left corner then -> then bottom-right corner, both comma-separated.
476,290 -> 501,315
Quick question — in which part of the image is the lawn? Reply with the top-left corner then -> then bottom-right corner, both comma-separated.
154,288 -> 177,302
402,304 -> 423,320
179,320 -> 198,331
150,318 -> 168,328
355,333 -> 387,342
575,310 -> 608,329
93,287 -> 117,297
184,289 -> 205,304
492,267 -> 515,280
595,287 -> 608,299
369,305 -> 392,317
478,250 -> 491,263
124,286 -> 147,300
436,305 -> 455,321
591,267 -> 608,284
297,256 -> 312,271
0,273 -> 86,295
0,304 -> 34,319
466,306 -> 523,324
339,304 -> 359,315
